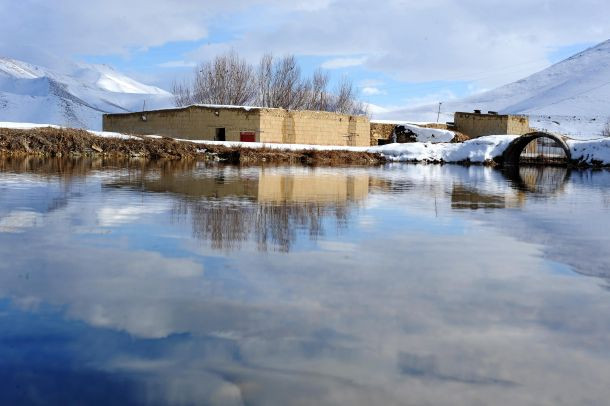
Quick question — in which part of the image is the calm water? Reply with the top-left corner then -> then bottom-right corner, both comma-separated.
1,157 -> 610,406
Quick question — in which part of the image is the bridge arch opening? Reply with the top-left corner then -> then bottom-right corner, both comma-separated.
503,132 -> 571,166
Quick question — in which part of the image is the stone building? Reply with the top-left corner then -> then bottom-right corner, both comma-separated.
103,104 -> 370,147
453,110 -> 530,138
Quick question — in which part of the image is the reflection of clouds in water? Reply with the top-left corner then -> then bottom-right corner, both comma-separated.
397,352 -> 517,386
2,161 -> 610,404
97,202 -> 171,227
0,210 -> 43,232
3,215 -> 610,404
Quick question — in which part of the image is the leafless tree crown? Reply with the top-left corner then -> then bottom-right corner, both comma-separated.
172,51 -> 367,115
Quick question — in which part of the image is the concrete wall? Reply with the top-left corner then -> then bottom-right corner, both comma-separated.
454,112 -> 529,138
259,109 -> 370,147
103,106 -> 261,141
103,106 -> 371,147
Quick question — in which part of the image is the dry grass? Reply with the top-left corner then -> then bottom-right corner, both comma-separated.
0,126 -> 385,166
0,127 -> 200,159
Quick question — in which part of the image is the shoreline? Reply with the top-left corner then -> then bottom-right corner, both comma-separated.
0,127 -> 385,166
1,125 -> 609,167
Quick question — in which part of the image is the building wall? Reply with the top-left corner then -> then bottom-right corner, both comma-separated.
506,115 -> 530,135
103,106 -> 371,147
454,113 -> 530,138
259,109 -> 370,147
103,106 -> 261,142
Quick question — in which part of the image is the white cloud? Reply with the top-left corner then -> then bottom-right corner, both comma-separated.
2,0 -> 610,90
400,89 -> 460,108
158,60 -> 197,68
320,57 -> 366,69
362,86 -> 385,95
186,0 -> 610,88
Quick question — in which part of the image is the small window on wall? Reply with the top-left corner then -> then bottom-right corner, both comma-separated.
215,128 -> 226,141
240,132 -> 256,142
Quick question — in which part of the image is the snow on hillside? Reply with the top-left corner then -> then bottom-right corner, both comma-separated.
378,40 -> 610,139
0,57 -> 174,130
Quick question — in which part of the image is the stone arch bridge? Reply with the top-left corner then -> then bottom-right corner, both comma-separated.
501,132 -> 571,166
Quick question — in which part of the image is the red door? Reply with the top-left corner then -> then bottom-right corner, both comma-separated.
240,132 -> 256,142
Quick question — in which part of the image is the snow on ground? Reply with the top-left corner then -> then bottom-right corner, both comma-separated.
2,122 -> 610,165
568,138 -> 610,165
371,120 -> 456,142
0,122 -> 61,130
402,123 -> 455,143
373,135 -> 518,163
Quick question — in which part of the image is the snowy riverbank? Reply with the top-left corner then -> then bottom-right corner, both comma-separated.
1,122 -> 610,166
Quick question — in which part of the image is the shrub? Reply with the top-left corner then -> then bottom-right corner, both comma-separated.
603,120 -> 610,137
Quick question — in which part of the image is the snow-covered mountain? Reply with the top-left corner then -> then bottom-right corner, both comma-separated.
0,58 -> 173,130
378,40 -> 610,139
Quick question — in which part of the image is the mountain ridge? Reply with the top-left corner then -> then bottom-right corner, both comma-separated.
378,40 -> 610,138
0,57 -> 173,130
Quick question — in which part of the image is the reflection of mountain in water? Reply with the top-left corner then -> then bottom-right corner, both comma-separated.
107,164 -> 369,252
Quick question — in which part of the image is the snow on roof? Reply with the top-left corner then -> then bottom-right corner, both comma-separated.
104,103 -> 282,116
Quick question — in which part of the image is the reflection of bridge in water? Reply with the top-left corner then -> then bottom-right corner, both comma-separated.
504,166 -> 570,195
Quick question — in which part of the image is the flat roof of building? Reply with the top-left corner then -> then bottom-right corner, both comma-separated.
455,111 -> 528,118
104,104 -> 368,118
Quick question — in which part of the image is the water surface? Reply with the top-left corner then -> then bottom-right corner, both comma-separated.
1,157 -> 610,405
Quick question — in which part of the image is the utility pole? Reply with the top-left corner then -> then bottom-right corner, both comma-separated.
437,102 -> 442,123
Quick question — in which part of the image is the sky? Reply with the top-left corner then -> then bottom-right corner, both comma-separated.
1,0 -> 609,112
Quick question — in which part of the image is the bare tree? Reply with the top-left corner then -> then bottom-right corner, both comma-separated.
171,80 -> 193,106
173,51 -> 366,115
173,50 -> 257,107
306,69 -> 330,111
331,76 -> 368,115
257,53 -> 274,108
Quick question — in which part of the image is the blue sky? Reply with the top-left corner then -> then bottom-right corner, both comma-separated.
1,0 -> 608,112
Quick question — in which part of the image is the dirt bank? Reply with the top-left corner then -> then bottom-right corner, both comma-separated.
0,127 -> 385,165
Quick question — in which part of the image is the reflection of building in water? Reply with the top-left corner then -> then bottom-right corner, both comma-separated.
181,170 -> 369,252
257,171 -> 369,203
106,165 -> 369,252
451,185 -> 526,210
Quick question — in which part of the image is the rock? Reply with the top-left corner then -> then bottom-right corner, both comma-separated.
393,125 -> 418,143
91,144 -> 103,152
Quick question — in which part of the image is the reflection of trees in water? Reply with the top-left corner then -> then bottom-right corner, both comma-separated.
172,199 -> 350,252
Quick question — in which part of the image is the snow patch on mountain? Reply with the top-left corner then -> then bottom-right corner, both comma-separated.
0,57 -> 173,130
378,40 -> 610,139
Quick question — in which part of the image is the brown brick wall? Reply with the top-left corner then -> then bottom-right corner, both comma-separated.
259,109 -> 370,147
103,106 -> 370,147
454,112 -> 530,138
103,106 -> 261,141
